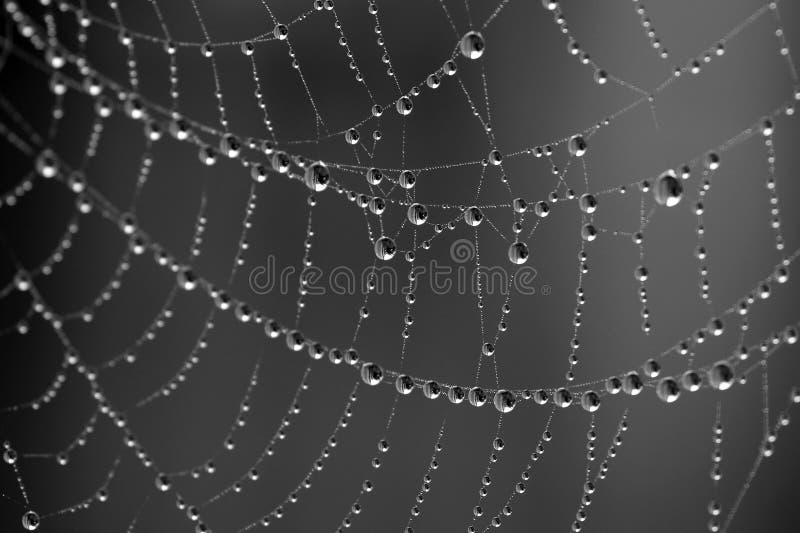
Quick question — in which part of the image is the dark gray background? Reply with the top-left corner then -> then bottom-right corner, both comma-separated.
1,1 -> 799,532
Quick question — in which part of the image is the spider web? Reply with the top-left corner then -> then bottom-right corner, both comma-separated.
0,0 -> 799,532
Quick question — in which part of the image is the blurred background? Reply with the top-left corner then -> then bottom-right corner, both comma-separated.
1,0 -> 799,531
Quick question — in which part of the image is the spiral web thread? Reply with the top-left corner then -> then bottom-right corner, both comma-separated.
0,1 -> 799,532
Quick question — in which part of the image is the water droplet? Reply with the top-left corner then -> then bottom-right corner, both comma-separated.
21,511 -> 39,531
605,376 -> 622,394
533,389 -> 549,404
622,372 -> 643,395
460,31 -> 485,60
271,151 -> 291,173
345,128 -> 360,145
534,201 -> 550,218
285,330 -> 305,351
493,390 -> 516,413
3,448 -> 17,464
580,391 -> 600,412
396,96 -> 413,116
407,203 -> 428,225
654,170 -> 683,207
422,381 -> 441,399
374,236 -> 397,260
274,23 -> 289,40
705,152 -> 720,171
488,149 -> 503,165
581,224 -> 597,241
177,267 -> 198,291
708,362 -> 734,390
642,358 -> 660,378
568,135 -> 587,157
578,194 -> 597,214
36,149 -> 59,178
554,388 -> 573,408
399,170 -> 416,189
594,69 -> 608,85
468,387 -> 487,407
360,363 -> 383,385
395,375 -> 415,395
508,242 -> 530,265
448,386 -> 465,403
464,206 -> 484,226
304,161 -> 330,192
681,370 -> 702,391
656,378 -> 681,403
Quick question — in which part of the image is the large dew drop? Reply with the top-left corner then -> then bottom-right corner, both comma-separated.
534,201 -> 550,218
155,473 -> 171,491
399,170 -> 416,189
360,363 -> 383,386
220,133 -> 241,159
622,372 -> 643,395
507,242 -> 530,265
344,128 -> 360,145
681,370 -> 702,392
580,391 -> 600,412
605,377 -> 622,394
374,236 -> 397,260
177,266 -> 198,291
423,381 -> 441,399
654,170 -> 683,207
407,203 -> 428,225
554,387 -> 573,408
271,151 -> 291,173
493,390 -> 516,413
366,167 -> 383,185
304,161 -> 330,192
578,194 -> 597,214
656,378 -> 681,403
581,224 -> 597,242
468,387 -> 488,407
464,206 -> 484,226
395,375 -> 414,395
459,31 -> 485,60
22,511 -> 40,531
448,386 -> 465,404
568,135 -> 587,157
36,149 -> 59,178
708,361 -> 734,390
396,95 -> 413,116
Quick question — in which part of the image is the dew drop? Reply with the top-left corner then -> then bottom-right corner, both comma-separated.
21,511 -> 39,531
568,135 -> 587,157
407,203 -> 428,225
554,388 -> 573,408
654,169 -> 683,207
656,378 -> 681,403
396,96 -> 413,116
580,391 -> 600,412
459,31 -> 485,60
464,206 -> 484,226
374,236 -> 397,260
468,387 -> 488,407
360,362 -> 384,386
493,390 -> 516,413
304,161 -> 330,192
708,362 -> 734,391
507,242 -> 530,265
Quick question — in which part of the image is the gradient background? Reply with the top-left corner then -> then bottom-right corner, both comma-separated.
1,0 -> 800,532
